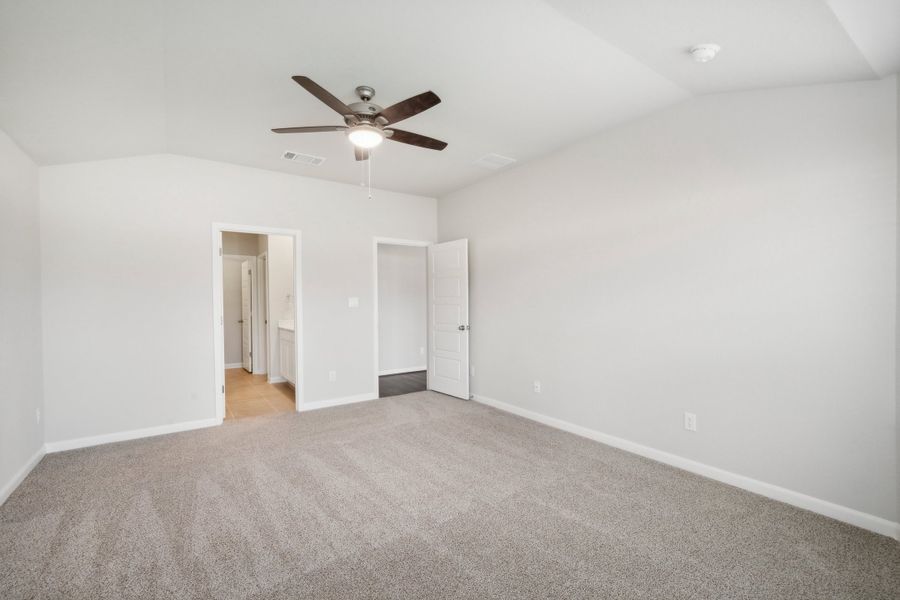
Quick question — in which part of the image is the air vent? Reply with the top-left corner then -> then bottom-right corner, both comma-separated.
282,151 -> 326,166
473,153 -> 516,170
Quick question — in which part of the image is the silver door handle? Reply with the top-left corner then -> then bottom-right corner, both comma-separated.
458,325 -> 469,331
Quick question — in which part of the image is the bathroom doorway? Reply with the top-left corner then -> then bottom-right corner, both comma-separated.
213,225 -> 301,420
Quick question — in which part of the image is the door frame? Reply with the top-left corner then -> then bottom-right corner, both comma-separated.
212,223 -> 303,420
372,237 -> 431,397
256,251 -> 268,375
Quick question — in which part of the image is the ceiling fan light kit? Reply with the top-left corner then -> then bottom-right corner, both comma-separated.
272,76 -> 447,161
347,124 -> 384,149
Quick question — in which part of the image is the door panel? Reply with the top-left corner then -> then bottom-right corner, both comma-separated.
241,260 -> 252,372
427,239 -> 469,399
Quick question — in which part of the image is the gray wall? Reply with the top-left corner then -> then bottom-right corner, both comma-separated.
222,256 -> 244,367
39,154 -> 436,443
221,232 -> 263,367
439,78 -> 898,522
378,244 -> 427,373
0,129 -> 44,501
222,231 -> 260,256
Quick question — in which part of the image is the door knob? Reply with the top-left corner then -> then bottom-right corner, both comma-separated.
238,320 -> 244,323
458,325 -> 469,331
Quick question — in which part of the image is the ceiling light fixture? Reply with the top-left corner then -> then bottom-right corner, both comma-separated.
690,43 -> 721,63
347,124 -> 384,149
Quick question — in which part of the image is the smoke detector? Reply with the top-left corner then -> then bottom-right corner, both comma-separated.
690,43 -> 721,63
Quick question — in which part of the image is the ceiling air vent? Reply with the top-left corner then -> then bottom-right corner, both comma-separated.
282,151 -> 326,166
473,153 -> 516,170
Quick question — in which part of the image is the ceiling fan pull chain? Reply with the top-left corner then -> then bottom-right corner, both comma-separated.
368,151 -> 373,200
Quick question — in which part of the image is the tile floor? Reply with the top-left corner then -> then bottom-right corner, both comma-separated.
225,368 -> 295,420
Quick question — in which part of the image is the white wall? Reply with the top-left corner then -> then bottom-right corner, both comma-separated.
39,154 -> 436,443
0,130 -> 44,502
439,78 -> 898,523
378,244 -> 427,373
267,234 -> 293,381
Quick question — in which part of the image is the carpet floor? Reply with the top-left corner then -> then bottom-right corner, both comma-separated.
1,391 -> 898,599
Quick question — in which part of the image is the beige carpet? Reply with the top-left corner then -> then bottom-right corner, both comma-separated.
1,391 -> 897,599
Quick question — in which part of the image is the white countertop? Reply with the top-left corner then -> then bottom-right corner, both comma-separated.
277,319 -> 294,331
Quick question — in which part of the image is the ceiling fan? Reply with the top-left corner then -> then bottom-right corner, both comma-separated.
272,76 -> 448,161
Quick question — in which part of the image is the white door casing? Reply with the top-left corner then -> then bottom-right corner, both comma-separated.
427,239 -> 469,399
257,253 -> 268,374
241,259 -> 253,372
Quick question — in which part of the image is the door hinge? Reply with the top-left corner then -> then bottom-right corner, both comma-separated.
222,385 -> 225,393
219,247 -> 223,256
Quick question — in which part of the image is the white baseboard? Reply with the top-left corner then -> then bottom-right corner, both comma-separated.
44,417 -> 223,453
0,445 -> 46,507
268,376 -> 287,384
298,392 -> 378,413
379,366 -> 427,376
474,394 -> 900,541
225,363 -> 244,369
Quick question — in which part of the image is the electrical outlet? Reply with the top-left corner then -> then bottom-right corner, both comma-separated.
533,380 -> 542,393
328,370 -> 337,382
36,408 -> 41,424
420,346 -> 425,356
684,412 -> 697,432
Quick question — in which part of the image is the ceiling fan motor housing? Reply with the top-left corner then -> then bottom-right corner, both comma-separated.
346,102 -> 382,120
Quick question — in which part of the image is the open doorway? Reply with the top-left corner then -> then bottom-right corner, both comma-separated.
374,238 -> 429,398
214,226 -> 301,420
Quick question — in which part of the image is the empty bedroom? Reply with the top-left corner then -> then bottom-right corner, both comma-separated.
0,1 -> 898,598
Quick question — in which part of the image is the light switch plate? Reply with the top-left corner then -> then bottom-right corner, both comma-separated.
348,297 -> 359,308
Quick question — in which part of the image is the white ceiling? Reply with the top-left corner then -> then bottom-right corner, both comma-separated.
0,0 -> 897,197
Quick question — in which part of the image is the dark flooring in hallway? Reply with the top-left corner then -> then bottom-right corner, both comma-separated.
378,370 -> 426,398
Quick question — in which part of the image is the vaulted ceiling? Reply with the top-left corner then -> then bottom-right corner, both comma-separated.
1,0 -> 897,197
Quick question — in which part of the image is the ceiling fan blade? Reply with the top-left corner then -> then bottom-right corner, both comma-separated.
271,125 -> 347,133
386,128 -> 447,151
354,146 -> 369,161
292,76 -> 356,119
378,91 -> 441,125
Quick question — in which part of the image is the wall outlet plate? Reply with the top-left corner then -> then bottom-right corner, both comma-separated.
533,380 -> 542,393
328,370 -> 337,382
684,412 -> 697,432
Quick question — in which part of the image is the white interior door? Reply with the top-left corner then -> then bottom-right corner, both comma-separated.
241,260 -> 253,372
427,239 -> 469,399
